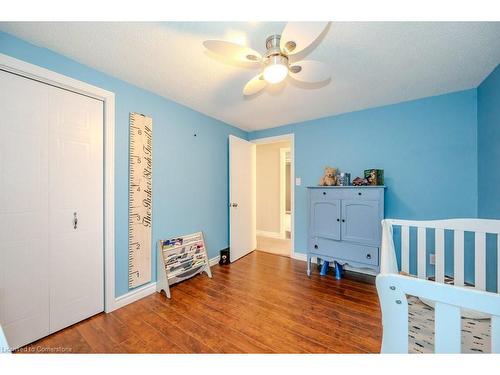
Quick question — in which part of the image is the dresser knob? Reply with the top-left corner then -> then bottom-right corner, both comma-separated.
314,244 -> 318,249
358,192 -> 362,196
366,253 -> 372,259
322,192 -> 326,195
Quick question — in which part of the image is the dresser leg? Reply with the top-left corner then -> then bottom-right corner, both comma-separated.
307,256 -> 311,277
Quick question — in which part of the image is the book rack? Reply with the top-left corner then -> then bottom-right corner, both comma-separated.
156,232 -> 212,298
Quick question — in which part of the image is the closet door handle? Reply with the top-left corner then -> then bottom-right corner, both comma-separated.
336,218 -> 340,222
341,219 -> 345,222
73,212 -> 78,230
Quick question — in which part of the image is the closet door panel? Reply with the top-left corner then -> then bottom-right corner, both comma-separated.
0,70 -> 50,349
48,87 -> 104,333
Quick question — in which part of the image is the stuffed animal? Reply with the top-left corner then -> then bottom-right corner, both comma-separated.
319,167 -> 337,186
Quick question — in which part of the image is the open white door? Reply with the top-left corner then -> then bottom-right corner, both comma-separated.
229,135 -> 256,262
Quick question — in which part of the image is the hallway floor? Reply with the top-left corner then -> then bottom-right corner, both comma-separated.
256,235 -> 291,257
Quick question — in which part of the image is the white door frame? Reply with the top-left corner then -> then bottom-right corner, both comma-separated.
251,134 -> 295,258
0,53 -> 117,313
279,147 -> 291,239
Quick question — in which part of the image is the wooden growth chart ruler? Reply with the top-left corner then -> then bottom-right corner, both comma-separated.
128,112 -> 153,288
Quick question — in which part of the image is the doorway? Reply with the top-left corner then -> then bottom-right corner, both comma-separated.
253,135 -> 294,257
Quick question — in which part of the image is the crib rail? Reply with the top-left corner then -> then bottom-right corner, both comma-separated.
381,218 -> 500,292
376,274 -> 500,353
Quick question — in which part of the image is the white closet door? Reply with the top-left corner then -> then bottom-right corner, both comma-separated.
0,70 -> 50,349
0,69 -> 104,349
48,86 -> 104,333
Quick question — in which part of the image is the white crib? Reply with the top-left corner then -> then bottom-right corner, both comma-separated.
377,218 -> 500,353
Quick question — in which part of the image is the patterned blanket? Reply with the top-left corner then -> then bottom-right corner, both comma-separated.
408,296 -> 491,353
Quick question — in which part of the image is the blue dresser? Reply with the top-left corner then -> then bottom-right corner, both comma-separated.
307,186 -> 385,276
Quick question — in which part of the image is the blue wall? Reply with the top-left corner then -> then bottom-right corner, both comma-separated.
249,90 -> 479,255
478,65 -> 500,219
0,31 -> 247,297
2,30 -> 498,296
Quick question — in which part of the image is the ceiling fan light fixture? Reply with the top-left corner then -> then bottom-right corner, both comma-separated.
263,55 -> 289,84
203,23 -> 331,96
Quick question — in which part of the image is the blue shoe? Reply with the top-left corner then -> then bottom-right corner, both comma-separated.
320,260 -> 329,276
334,262 -> 344,280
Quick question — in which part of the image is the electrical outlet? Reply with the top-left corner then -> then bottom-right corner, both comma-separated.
429,254 -> 435,265
295,177 -> 301,186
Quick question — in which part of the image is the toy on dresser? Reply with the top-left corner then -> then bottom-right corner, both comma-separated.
319,166 -> 337,186
364,169 -> 384,185
352,176 -> 368,186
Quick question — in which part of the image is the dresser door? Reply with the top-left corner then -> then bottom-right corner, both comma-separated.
310,199 -> 341,240
341,199 -> 380,244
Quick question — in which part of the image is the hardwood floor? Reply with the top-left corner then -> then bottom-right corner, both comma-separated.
17,251 -> 382,354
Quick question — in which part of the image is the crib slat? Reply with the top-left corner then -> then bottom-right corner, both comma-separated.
454,230 -> 464,287
475,232 -> 486,290
493,316 -> 500,354
435,302 -> 461,353
435,228 -> 445,283
417,227 -> 426,279
401,225 -> 410,273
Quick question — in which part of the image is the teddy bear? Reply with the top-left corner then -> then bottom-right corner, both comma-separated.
319,166 -> 337,186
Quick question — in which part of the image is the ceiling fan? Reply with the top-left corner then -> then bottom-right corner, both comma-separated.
203,22 -> 331,96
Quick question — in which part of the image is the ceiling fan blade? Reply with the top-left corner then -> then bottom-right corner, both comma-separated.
203,40 -> 262,64
288,60 -> 331,83
243,74 -> 267,96
280,22 -> 329,55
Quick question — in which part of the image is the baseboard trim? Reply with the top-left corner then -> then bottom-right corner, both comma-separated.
113,282 -> 157,311
291,252 -> 307,262
344,265 -> 377,276
111,255 -> 221,312
209,255 -> 220,267
256,230 -> 284,239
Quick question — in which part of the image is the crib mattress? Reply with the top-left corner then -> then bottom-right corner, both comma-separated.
408,296 -> 491,353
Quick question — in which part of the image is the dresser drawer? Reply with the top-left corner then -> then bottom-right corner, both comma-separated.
342,188 -> 381,200
309,237 -> 379,266
309,188 -> 342,201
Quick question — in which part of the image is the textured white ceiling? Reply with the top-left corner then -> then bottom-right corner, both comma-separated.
1,22 -> 499,131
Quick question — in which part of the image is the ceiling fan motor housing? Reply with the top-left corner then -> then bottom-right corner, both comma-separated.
264,34 -> 289,70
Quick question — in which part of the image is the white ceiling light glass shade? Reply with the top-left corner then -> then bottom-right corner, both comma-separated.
263,55 -> 289,84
